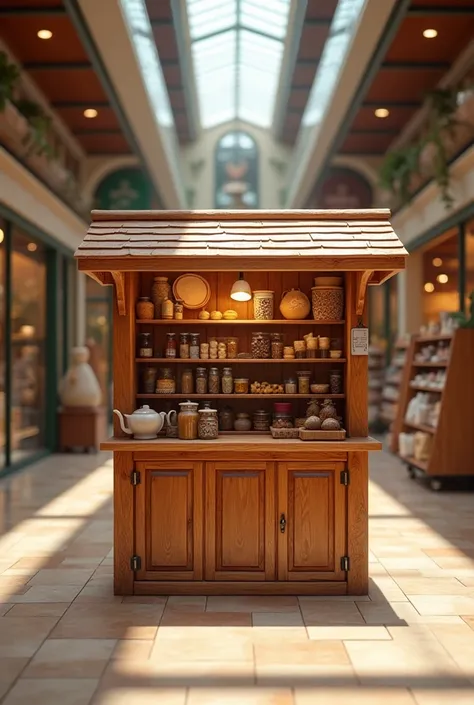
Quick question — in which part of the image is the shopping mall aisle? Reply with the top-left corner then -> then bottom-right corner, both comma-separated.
0,450 -> 473,705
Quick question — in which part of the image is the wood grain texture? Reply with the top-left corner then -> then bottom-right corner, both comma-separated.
114,451 -> 134,595
355,270 -> 373,316
345,272 -> 369,437
101,437 -> 381,453
111,271 -> 126,315
347,451 -> 369,595
90,208 -> 393,221
133,580 -> 348,595
113,272 -> 137,437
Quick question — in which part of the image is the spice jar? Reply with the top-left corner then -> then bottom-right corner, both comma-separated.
156,367 -> 175,394
181,368 -> 193,395
138,332 -> 153,358
253,409 -> 271,431
165,332 -> 177,358
179,332 -> 190,359
234,378 -> 249,394
219,406 -> 234,431
283,346 -> 295,359
319,337 -> 330,358
294,339 -> 306,359
178,400 -> 199,440
136,297 -> 154,320
222,367 -> 233,394
208,367 -> 220,395
234,413 -> 252,431
190,333 -> 200,359
330,369 -> 343,395
226,336 -> 239,359
251,332 -> 271,359
297,370 -> 311,394
198,408 -> 219,439
285,377 -> 297,394
306,336 -> 318,358
253,290 -> 274,320
174,299 -> 184,320
162,298 -> 174,320
195,367 -> 208,395
142,366 -> 157,394
271,332 -> 284,359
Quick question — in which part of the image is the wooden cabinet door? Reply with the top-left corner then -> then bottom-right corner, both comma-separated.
135,461 -> 203,581
205,462 -> 276,581
278,462 -> 346,581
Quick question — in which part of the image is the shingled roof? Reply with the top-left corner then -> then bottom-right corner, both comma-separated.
75,209 -> 407,278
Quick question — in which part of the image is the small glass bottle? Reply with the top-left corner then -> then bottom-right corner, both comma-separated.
165,332 -> 177,358
143,366 -> 157,394
179,332 -> 190,359
174,299 -> 184,320
208,367 -> 220,395
271,333 -> 284,359
330,369 -> 343,395
190,333 -> 200,359
138,332 -> 153,358
222,367 -> 233,394
195,367 -> 208,395
284,377 -> 297,394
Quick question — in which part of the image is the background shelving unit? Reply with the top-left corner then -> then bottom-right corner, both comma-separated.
380,338 -> 410,442
390,328 -> 474,488
368,340 -> 386,429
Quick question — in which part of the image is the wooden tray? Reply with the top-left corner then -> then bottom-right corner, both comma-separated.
172,273 -> 211,310
299,428 -> 346,441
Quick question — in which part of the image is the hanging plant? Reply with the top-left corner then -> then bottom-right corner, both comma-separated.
0,50 -> 20,111
14,98 -> 55,159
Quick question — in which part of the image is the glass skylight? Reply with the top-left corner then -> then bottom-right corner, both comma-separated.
187,0 -> 291,128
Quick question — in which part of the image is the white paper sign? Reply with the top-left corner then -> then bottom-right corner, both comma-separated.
351,327 -> 369,356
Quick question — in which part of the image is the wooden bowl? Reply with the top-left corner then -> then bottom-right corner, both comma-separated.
311,384 -> 329,394
329,350 -> 342,359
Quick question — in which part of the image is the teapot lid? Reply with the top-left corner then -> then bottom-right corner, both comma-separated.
132,404 -> 159,416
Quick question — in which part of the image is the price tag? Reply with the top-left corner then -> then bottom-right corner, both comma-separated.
351,327 -> 369,356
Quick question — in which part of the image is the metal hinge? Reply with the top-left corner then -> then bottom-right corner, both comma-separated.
340,556 -> 350,572
340,470 -> 350,486
130,555 -> 141,571
130,470 -> 141,486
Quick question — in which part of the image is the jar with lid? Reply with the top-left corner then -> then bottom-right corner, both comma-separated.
136,297 -> 154,320
251,332 -> 271,359
151,276 -> 170,318
165,332 -> 177,358
174,299 -> 184,320
156,367 -> 175,394
195,367 -> 208,395
181,368 -> 193,395
306,336 -> 318,358
253,290 -> 274,320
270,332 -> 283,359
142,366 -> 157,394
253,409 -> 271,431
219,406 -> 234,431
273,402 -> 293,428
297,370 -> 311,394
284,377 -> 297,394
208,367 -> 220,395
234,378 -> 249,394
162,298 -> 174,320
138,332 -> 153,358
222,367 -> 233,394
198,408 -> 219,440
178,401 -> 199,440
294,340 -> 306,359
190,333 -> 200,359
319,337 -> 330,359
234,413 -> 252,431
226,336 -> 239,359
179,332 -> 190,359
330,369 -> 343,395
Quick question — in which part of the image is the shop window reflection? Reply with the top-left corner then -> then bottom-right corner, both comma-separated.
422,229 -> 459,325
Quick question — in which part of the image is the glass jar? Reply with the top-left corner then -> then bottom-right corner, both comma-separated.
142,366 -> 157,394
198,408 -> 219,439
219,406 -> 234,431
271,333 -> 284,359
162,298 -> 174,320
200,343 -> 209,359
297,371 -> 311,395
251,332 -> 271,359
222,367 -> 233,394
195,367 -> 208,395
253,409 -> 271,431
234,378 -> 249,394
272,412 -> 293,428
151,276 -> 170,318
138,332 -> 153,358
294,340 -> 306,359
226,336 -> 239,359
253,290 -> 274,320
306,337 -> 318,358
208,367 -> 220,395
284,378 -> 297,394
181,368 -> 193,395
174,299 -> 184,320
330,369 -> 343,395
156,368 -> 175,394
165,332 -> 177,358
136,297 -> 154,320
179,333 -> 190,359
234,413 -> 252,431
178,400 -> 199,440
190,333 -> 200,359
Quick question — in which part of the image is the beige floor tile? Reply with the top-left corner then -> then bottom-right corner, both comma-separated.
93,689 -> 187,705
256,664 -> 357,687
0,658 -> 30,697
0,616 -> 58,657
255,640 -> 349,666
300,600 -> 364,625
12,585 -> 84,604
252,612 -> 304,627
51,603 -> 164,639
307,625 -> 391,640
0,604 -> 12,616
165,595 -> 206,611
251,626 -> 308,642
409,595 -> 474,616
151,632 -> 253,662
2,678 -> 99,705
121,596 -> 167,605
462,616 -> 474,630
206,596 -> 299,612
187,688 -> 293,705
28,569 -> 94,586
160,610 -> 251,627
23,638 -> 116,678
412,690 -> 474,705
111,639 -> 153,661
295,687 -> 416,704
369,575 -> 409,602
356,600 -> 456,626
393,577 -> 470,595
5,603 -> 70,618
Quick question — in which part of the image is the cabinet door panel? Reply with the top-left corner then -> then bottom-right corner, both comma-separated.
135,461 -> 203,581
278,462 -> 346,581
206,462 -> 275,581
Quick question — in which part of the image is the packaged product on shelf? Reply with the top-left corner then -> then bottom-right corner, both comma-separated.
181,368 -> 193,395
195,367 -> 208,394
138,332 -> 153,358
271,333 -> 284,359
179,332 -> 190,359
165,332 -> 177,358
208,367 -> 220,394
174,299 -> 184,319
156,368 -> 175,394
234,378 -> 249,394
297,371 -> 311,394
200,342 -> 210,359
190,333 -> 200,359
143,366 -> 157,394
222,367 -> 233,394
251,332 -> 270,359
226,337 -> 238,358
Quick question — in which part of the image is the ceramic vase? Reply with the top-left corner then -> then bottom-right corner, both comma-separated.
59,347 -> 102,408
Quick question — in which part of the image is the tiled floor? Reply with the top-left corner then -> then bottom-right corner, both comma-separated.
0,449 -> 474,704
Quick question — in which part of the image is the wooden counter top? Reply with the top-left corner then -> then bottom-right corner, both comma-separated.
101,435 -> 382,453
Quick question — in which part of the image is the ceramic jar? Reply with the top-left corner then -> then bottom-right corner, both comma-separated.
279,288 -> 310,320
136,297 -> 154,320
253,290 -> 274,320
219,406 -> 234,431
178,401 -> 199,440
151,276 -> 170,318
162,298 -> 174,320
198,408 -> 219,439
234,413 -> 252,431
253,409 -> 271,431
59,347 -> 101,408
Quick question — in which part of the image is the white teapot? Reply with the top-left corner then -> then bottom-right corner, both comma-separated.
113,405 -> 168,440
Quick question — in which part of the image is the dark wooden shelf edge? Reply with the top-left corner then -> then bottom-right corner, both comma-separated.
136,394 -> 346,399
403,420 -> 437,434
399,455 -> 429,472
136,358 -> 347,364
136,319 -> 345,325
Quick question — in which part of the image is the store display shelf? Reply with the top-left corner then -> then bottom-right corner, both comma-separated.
136,319 -> 345,326
412,361 -> 448,368
404,420 -> 437,435
382,394 -> 398,404
220,430 -> 269,435
136,393 -> 345,400
416,334 -> 453,344
399,455 -> 429,473
135,358 -> 347,364
409,384 -> 443,393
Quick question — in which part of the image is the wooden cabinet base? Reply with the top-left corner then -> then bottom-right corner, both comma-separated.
133,581 -> 348,596
59,406 -> 107,452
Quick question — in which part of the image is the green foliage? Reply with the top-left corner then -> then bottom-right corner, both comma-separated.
0,51 -> 20,111
15,99 -> 55,159
379,143 -> 422,205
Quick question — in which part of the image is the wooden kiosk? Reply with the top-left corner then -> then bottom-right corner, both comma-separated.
75,209 -> 407,596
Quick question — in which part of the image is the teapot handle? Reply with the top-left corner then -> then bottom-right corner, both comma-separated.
167,410 -> 177,426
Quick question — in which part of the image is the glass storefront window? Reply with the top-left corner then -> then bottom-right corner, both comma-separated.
10,230 -> 46,463
86,277 -> 111,412
0,220 -> 5,469
466,220 -> 474,311
422,229 -> 459,325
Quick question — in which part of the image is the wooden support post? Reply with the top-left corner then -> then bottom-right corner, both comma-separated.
113,272 -> 138,437
114,451 -> 134,595
345,272 -> 369,437
347,451 -> 369,595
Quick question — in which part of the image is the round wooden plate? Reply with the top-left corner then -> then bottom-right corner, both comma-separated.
172,273 -> 211,310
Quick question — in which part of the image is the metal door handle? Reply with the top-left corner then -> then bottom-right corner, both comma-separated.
280,513 -> 286,533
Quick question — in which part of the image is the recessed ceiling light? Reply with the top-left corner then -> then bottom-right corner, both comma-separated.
424,282 -> 435,293
437,273 -> 448,284
432,257 -> 443,267
27,242 -> 37,252
374,108 -> 390,119
423,28 -> 438,39
37,29 -> 53,40
84,108 -> 98,118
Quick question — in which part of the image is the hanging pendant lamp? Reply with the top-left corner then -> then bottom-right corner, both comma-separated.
230,272 -> 252,302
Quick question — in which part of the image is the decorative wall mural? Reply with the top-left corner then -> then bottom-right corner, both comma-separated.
94,167 -> 153,210
215,131 -> 258,208
308,167 -> 373,209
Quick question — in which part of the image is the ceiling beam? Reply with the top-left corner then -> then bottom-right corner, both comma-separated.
23,61 -> 91,70
74,129 -> 122,135
363,100 -> 421,108
170,0 -> 199,140
149,19 -> 173,26
381,61 -> 450,70
408,6 -> 474,16
350,128 -> 399,135
52,100 -> 110,108
0,6 -> 65,15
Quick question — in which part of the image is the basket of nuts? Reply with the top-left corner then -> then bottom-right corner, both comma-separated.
251,381 -> 284,395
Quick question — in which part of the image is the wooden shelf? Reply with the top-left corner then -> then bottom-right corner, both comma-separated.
136,319 -> 345,326
399,455 -> 429,473
409,384 -> 443,393
220,430 -> 269,435
416,334 -> 453,343
404,420 -> 436,434
136,393 -> 345,400
136,358 -> 347,364
412,361 -> 448,368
